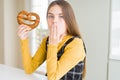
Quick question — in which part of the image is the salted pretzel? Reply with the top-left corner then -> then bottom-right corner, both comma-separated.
17,10 -> 40,29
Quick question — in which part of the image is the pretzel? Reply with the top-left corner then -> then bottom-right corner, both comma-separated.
17,10 -> 40,29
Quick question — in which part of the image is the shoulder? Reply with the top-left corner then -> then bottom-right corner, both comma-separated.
64,36 -> 84,49
71,37 -> 83,46
64,36 -> 86,59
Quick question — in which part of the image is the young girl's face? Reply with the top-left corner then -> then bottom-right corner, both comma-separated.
47,5 -> 67,36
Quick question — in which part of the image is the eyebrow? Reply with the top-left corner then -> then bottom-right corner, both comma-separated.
48,12 -> 63,15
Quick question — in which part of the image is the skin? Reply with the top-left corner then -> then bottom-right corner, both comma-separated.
47,5 -> 68,44
17,24 -> 31,40
17,5 -> 68,45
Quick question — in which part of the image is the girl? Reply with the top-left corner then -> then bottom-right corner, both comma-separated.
17,0 -> 86,80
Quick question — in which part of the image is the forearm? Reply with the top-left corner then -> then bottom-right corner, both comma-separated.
20,38 -> 47,74
47,44 -> 59,80
21,39 -> 33,73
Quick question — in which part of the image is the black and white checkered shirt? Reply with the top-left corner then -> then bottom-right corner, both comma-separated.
46,36 -> 86,80
60,61 -> 84,80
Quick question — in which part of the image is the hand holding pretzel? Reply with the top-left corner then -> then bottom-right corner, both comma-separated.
17,10 -> 40,29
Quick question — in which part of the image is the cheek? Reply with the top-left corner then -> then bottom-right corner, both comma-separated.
59,21 -> 66,30
59,24 -> 67,33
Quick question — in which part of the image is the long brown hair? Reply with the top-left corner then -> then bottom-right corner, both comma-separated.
47,0 -> 86,79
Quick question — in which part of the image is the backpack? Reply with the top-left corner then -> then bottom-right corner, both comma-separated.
46,36 -> 86,80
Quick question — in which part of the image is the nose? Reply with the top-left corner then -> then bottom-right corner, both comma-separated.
53,16 -> 58,24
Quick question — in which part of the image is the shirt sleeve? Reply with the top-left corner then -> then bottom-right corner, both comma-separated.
20,37 -> 47,74
46,38 -> 86,80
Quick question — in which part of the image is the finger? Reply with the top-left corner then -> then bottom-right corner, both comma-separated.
18,24 -> 23,30
59,34 -> 64,41
17,27 -> 29,39
24,24 -> 32,31
55,23 -> 59,39
17,24 -> 24,33
51,25 -> 54,38
17,24 -> 31,35
17,29 -> 26,39
17,27 -> 28,36
18,24 -> 31,33
53,23 -> 57,39
49,25 -> 53,42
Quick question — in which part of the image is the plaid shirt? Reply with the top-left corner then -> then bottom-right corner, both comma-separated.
60,61 -> 84,80
46,36 -> 85,80
57,36 -> 85,80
